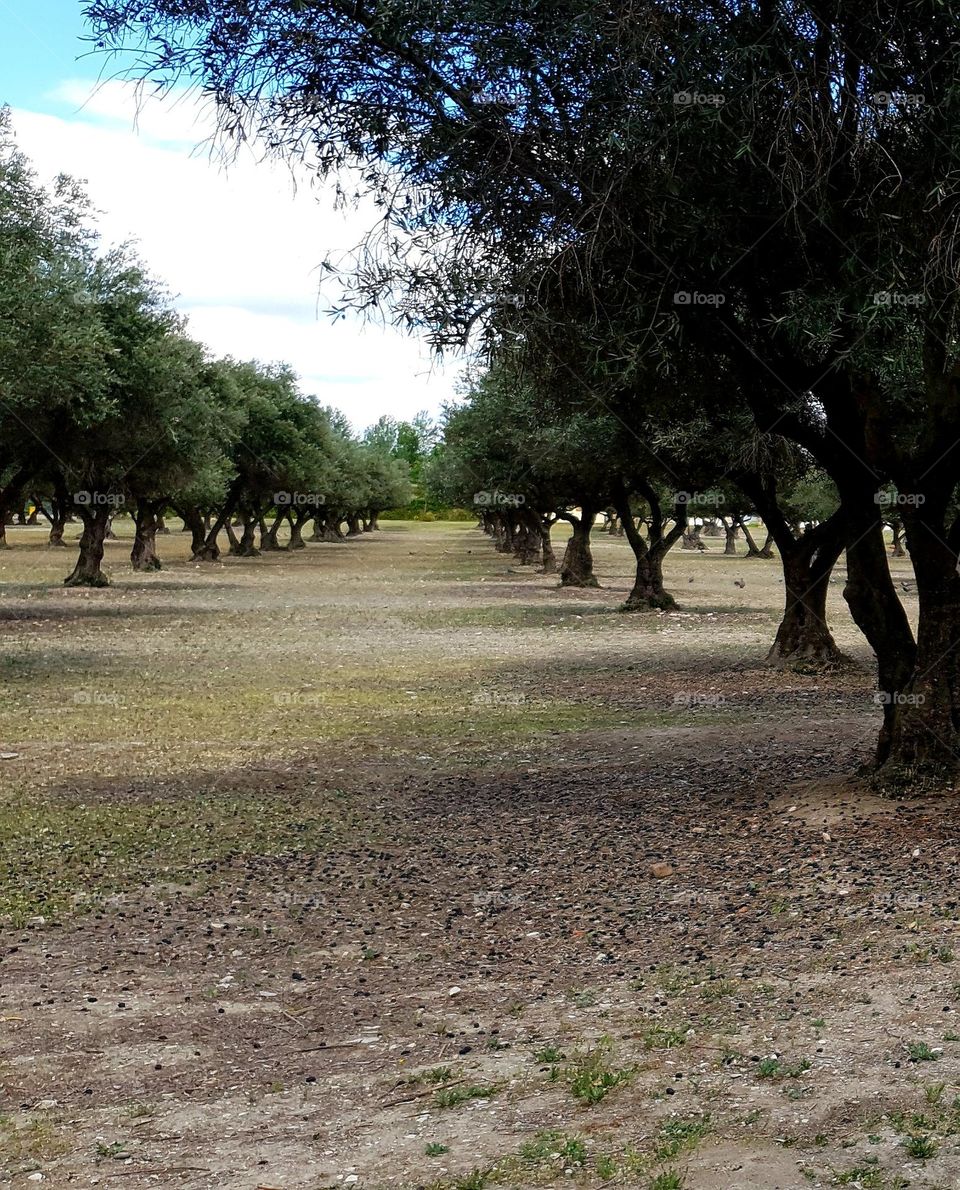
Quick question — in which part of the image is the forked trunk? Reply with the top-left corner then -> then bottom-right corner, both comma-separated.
317,514 -> 346,542
622,551 -> 677,610
288,508 -> 310,549
741,519 -> 772,557
767,539 -> 846,666
236,514 -> 260,557
614,485 -> 683,610
722,518 -> 738,555
346,514 -> 363,537
45,495 -> 68,547
260,507 -> 288,551
64,505 -> 111,587
195,487 -> 241,561
177,505 -> 208,557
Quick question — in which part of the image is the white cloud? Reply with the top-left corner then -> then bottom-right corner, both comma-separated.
11,80 -> 461,429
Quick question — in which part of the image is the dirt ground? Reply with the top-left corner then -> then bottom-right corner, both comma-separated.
1,519 -> 959,1190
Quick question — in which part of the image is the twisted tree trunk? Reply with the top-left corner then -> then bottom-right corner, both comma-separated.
614,481 -> 684,610
131,499 -> 163,571
64,504 -> 111,587
559,504 -> 599,587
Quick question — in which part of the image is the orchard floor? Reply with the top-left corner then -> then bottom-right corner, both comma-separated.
1,520 -> 958,1190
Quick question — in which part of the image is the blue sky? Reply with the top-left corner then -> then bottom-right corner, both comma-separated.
0,1 -> 456,427
0,1 -> 92,108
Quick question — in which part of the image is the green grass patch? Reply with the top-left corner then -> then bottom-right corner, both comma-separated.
0,789 -> 349,925
434,1084 -> 498,1109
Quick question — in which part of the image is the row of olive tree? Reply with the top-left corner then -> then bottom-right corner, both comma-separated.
424,364 -> 851,665
84,0 -> 960,785
0,112 -> 410,587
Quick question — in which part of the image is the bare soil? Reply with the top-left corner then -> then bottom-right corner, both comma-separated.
1,521 -> 958,1190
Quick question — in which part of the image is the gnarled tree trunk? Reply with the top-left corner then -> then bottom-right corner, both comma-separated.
614,482 -> 683,610
766,519 -> 847,666
260,507 -> 288,551
45,493 -> 68,547
878,501 -> 960,786
288,507 -> 310,549
538,514 -> 557,574
739,477 -> 848,667
559,504 -> 599,587
721,516 -> 739,555
315,513 -> 346,542
176,505 -> 209,557
64,504 -> 111,587
840,492 -> 916,768
236,513 -> 260,557
513,510 -> 541,565
131,499 -> 163,571
0,468 -> 28,550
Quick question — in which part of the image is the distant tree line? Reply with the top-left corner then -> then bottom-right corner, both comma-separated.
0,111 -> 410,587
